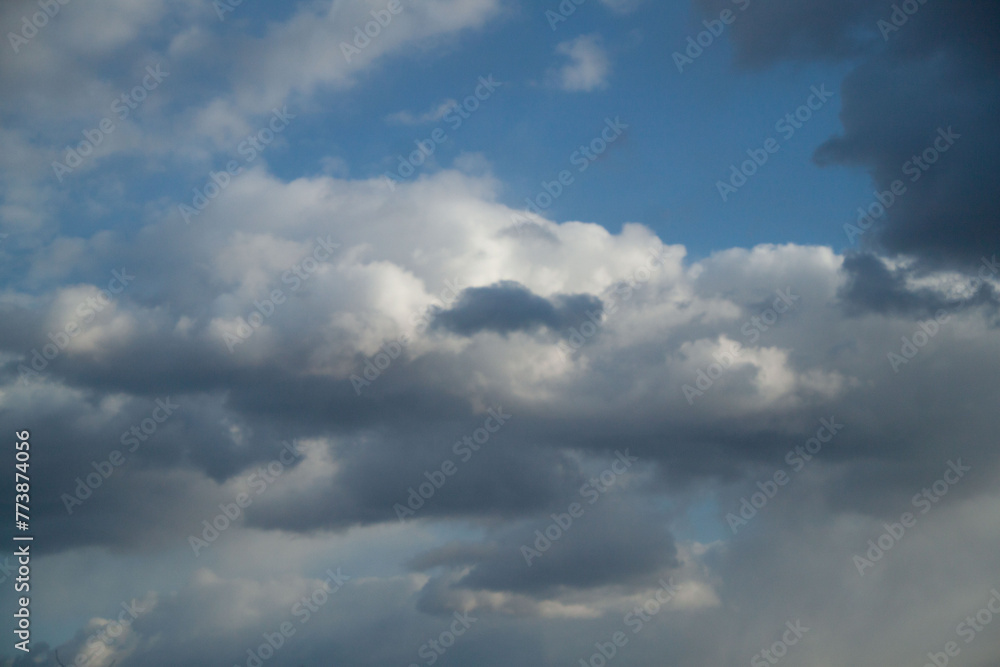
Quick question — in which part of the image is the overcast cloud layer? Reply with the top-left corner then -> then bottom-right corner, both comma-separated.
1,1 -> 999,666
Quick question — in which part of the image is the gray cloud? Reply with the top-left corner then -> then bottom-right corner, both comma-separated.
431,280 -> 603,336
694,0 -> 1000,269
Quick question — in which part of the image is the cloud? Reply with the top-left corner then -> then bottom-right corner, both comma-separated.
386,99 -> 459,125
430,281 -> 602,336
549,34 -> 611,92
454,499 -> 679,595
220,0 -> 503,115
692,0 -> 886,65
814,50 -> 1000,267
1,2 -> 999,665
2,167 -> 998,553
0,0 -> 504,192
694,0 -> 1000,270
2,164 -> 1000,667
837,253 -> 999,317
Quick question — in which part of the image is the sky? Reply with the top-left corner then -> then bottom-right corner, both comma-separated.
0,0 -> 999,666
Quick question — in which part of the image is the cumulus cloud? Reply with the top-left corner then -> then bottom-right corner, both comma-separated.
2,166 -> 998,539
2,150 -> 1000,663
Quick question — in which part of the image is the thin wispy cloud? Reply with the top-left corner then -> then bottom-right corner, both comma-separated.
386,99 -> 459,125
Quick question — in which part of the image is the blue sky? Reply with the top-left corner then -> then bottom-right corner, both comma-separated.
234,0 -> 872,257
21,0 -> 873,263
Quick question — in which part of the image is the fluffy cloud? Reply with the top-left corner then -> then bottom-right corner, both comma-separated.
3,162 -> 999,546
550,34 -> 611,92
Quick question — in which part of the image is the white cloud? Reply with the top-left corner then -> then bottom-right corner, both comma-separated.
224,0 -> 503,115
550,34 -> 611,92
0,0 -> 505,181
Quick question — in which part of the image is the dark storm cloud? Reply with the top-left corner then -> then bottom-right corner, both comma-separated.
693,0 -> 998,67
407,497 -> 678,599
692,0 -> 890,65
0,389 -> 294,554
243,426 -> 586,531
407,540 -> 498,571
695,0 -> 1000,269
814,51 -> 1000,267
458,501 -> 678,595
838,253 -> 999,317
431,281 -> 602,336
